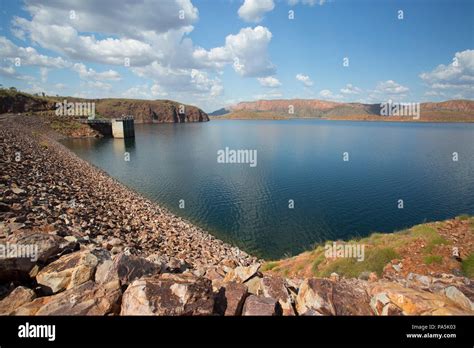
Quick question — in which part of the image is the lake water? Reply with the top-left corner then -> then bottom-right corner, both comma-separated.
61,120 -> 474,259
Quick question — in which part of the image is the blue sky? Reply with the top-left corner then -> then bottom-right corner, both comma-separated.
0,0 -> 473,111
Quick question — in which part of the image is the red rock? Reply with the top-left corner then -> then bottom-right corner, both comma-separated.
242,295 -> 282,316
261,276 -> 295,316
214,281 -> 248,316
121,273 -> 214,316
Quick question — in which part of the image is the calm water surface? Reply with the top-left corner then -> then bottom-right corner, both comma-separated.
61,120 -> 474,259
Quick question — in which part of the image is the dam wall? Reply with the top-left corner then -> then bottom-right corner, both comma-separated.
81,117 -> 135,138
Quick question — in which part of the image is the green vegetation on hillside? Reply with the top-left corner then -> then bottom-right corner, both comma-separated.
263,216 -> 474,279
462,253 -> 474,278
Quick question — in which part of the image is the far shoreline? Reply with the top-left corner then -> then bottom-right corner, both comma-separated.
209,116 -> 474,124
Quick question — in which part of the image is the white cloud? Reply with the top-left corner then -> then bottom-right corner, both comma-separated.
238,0 -> 275,23
39,67 -> 48,83
340,83 -> 361,95
83,80 -> 112,90
374,80 -> 409,95
151,84 -> 168,97
14,0 -> 198,40
72,63 -> 121,81
194,26 -> 275,77
255,91 -> 283,99
319,89 -> 342,100
296,73 -> 313,87
358,80 -> 410,103
288,0 -> 327,6
5,0 -> 278,109
222,26 -> 275,77
0,66 -> 25,80
132,62 -> 223,97
13,17 -> 157,66
122,84 -> 152,99
0,36 -> 69,68
10,0 -> 199,67
419,50 -> 474,97
258,76 -> 281,87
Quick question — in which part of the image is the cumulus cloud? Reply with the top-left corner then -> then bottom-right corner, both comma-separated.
255,91 -> 283,99
340,83 -> 361,95
13,16 -> 157,66
238,0 -> 275,23
0,66 -> 31,80
73,63 -> 121,81
357,80 -> 411,103
218,26 -> 274,77
257,76 -> 281,87
319,89 -> 342,100
83,80 -> 112,90
288,0 -> 327,6
13,0 -> 198,40
0,36 -> 69,68
419,50 -> 474,97
132,62 -> 223,97
122,84 -> 169,99
194,26 -> 275,77
10,0 -> 200,67
374,80 -> 409,95
6,0 -> 277,108
151,84 -> 169,97
296,73 -> 313,87
122,84 -> 152,99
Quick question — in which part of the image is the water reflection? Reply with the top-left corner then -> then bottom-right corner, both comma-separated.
60,120 -> 474,259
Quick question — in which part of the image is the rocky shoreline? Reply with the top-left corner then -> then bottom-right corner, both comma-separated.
1,114 -> 473,316
0,114 -> 257,267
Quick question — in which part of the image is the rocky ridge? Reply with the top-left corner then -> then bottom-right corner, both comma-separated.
0,89 -> 209,124
212,98 -> 474,122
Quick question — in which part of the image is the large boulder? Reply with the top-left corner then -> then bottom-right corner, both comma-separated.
456,284 -> 474,302
442,286 -> 474,312
296,278 -> 335,315
244,276 -> 264,295
214,281 -> 248,316
0,286 -> 36,315
331,279 -> 373,315
242,295 -> 282,316
261,276 -> 295,316
95,253 -> 161,286
13,280 -> 121,315
223,263 -> 261,283
121,273 -> 214,315
36,250 -> 99,294
203,266 -> 225,292
296,278 -> 373,316
369,282 -> 473,315
7,230 -> 77,262
0,231 -> 76,282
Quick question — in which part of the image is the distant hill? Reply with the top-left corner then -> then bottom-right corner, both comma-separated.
211,99 -> 474,122
208,107 -> 230,116
0,89 -> 209,123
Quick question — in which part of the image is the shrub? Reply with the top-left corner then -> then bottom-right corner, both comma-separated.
462,253 -> 474,278
424,255 -> 442,265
